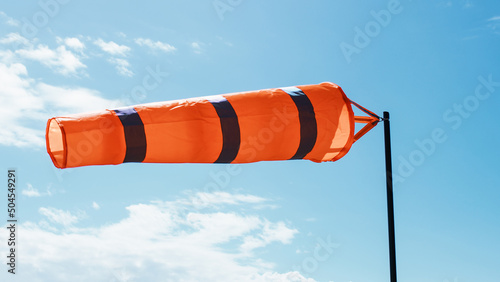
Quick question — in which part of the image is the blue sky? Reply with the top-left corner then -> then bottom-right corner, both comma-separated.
0,0 -> 499,281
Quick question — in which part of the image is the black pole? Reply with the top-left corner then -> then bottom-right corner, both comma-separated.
383,111 -> 397,282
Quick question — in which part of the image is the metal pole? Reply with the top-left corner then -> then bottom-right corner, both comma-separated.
383,111 -> 397,282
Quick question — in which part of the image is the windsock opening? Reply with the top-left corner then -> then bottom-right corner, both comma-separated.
46,118 -> 66,169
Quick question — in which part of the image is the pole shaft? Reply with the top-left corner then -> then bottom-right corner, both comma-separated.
383,111 -> 397,282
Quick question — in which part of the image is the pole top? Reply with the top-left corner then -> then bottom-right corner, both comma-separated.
383,111 -> 390,120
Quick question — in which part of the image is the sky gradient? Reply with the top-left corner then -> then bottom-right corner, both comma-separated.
1,0 -> 499,281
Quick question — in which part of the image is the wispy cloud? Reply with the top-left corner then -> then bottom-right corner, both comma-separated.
2,192 -> 312,281
93,38 -> 131,56
192,191 -> 267,208
0,32 -> 29,45
16,44 -> 86,76
0,11 -> 19,26
462,15 -> 500,40
39,207 -> 84,227
134,37 -> 176,53
108,57 -> 133,77
92,202 -> 100,210
93,38 -> 133,76
22,183 -> 54,197
37,82 -> 122,113
22,183 -> 41,197
240,221 -> 298,255
117,31 -> 127,38
487,15 -> 500,35
191,41 -> 204,54
437,0 -> 474,9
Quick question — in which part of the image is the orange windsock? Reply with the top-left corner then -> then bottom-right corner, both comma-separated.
46,82 -> 380,169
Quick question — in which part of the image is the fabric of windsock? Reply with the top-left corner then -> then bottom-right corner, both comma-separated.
46,82 -> 377,169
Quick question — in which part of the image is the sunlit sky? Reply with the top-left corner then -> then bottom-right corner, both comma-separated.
1,1 -> 499,281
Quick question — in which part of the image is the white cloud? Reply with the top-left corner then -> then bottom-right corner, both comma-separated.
38,207 -> 83,227
0,32 -> 29,45
92,38 -> 133,75
22,183 -> 41,197
0,11 -> 19,26
92,202 -> 100,210
108,57 -> 133,77
192,42 -> 201,49
16,44 -> 86,76
0,49 -> 16,63
191,41 -> 203,54
261,272 -> 315,282
241,221 -> 298,255
57,36 -> 85,52
193,191 -> 267,207
94,38 -> 130,56
0,62 -> 45,146
134,37 -> 176,53
0,192 -> 310,281
0,61 -> 122,147
488,16 -> 500,22
1,34 -> 86,76
37,82 -> 121,113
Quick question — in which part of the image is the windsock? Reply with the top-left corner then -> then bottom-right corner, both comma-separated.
46,82 -> 380,168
